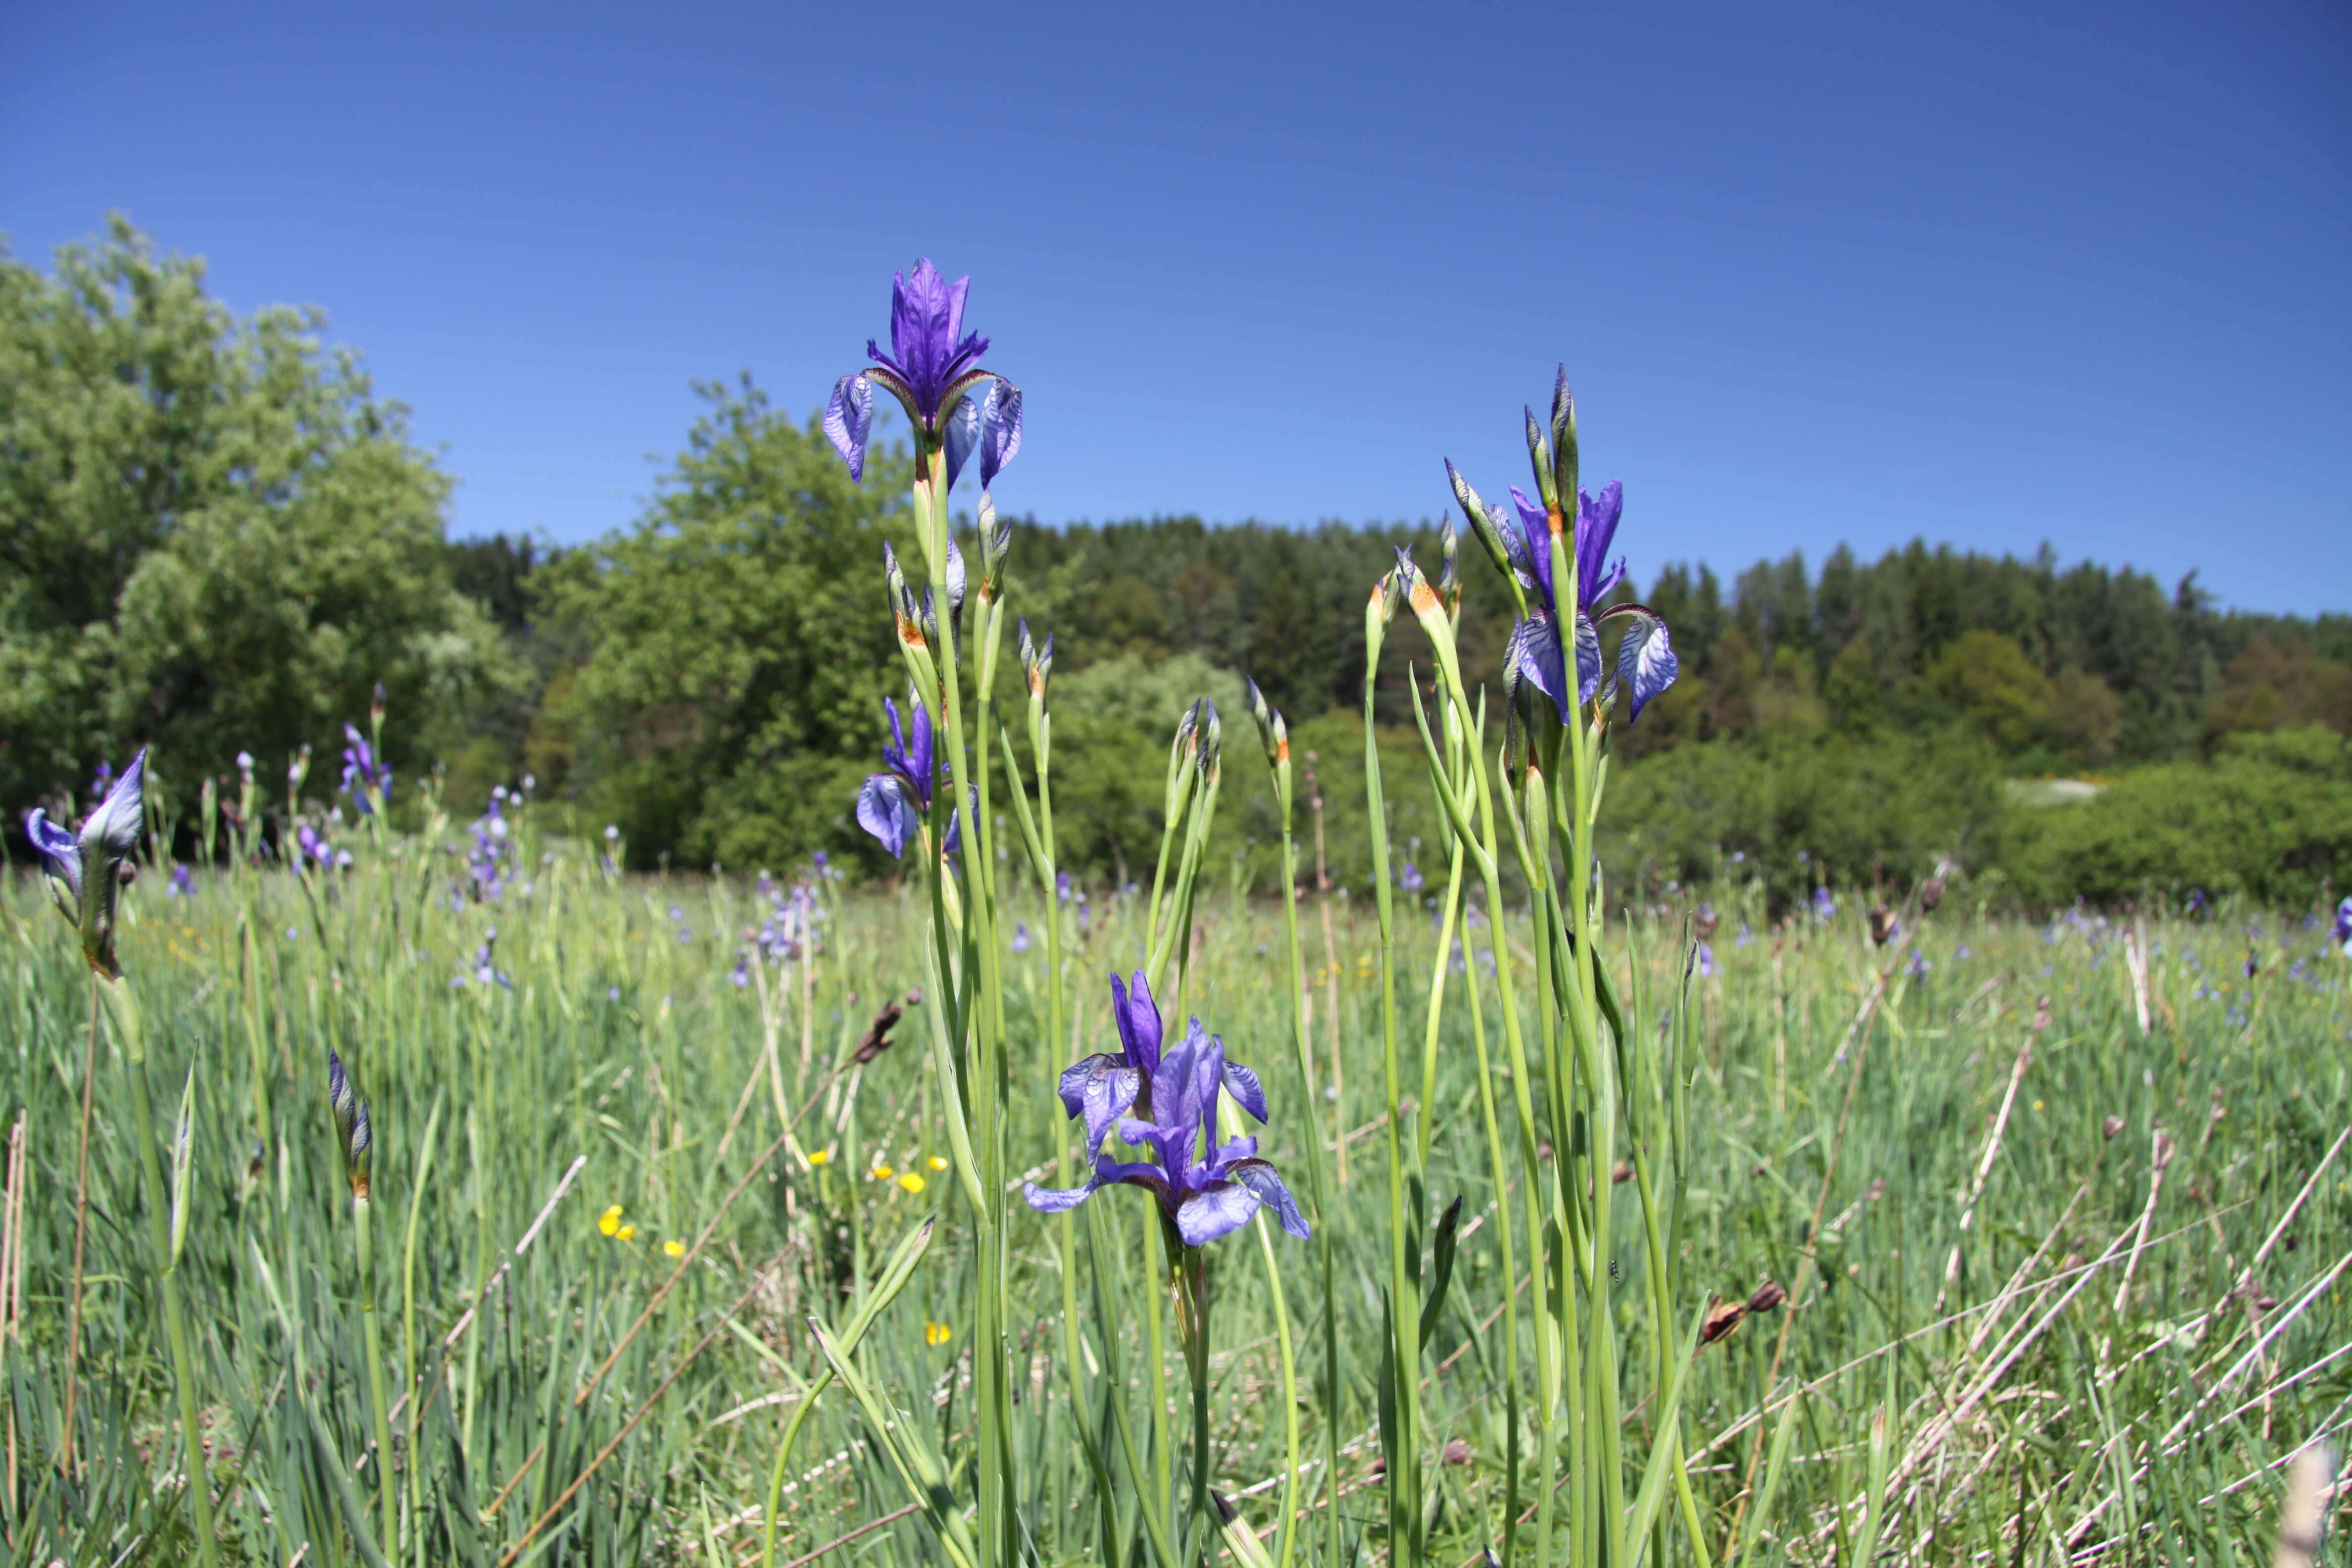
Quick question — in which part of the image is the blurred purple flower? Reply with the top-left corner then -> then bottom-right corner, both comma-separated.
166,862 -> 194,899
1397,861 -> 1423,894
1697,943 -> 1716,978
1026,971 -> 1308,1246
2333,896 -> 2351,957
1011,921 -> 1032,953
1812,886 -> 1835,922
339,723 -> 392,812
1907,950 -> 1931,978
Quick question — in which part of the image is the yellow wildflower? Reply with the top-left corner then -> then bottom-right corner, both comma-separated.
871,1165 -> 894,1181
664,1239 -> 685,1259
598,1205 -> 625,1237
929,1156 -> 949,1172
897,1172 -> 926,1194
925,1321 -> 953,1346
808,1148 -> 831,1166
616,1224 -> 637,1241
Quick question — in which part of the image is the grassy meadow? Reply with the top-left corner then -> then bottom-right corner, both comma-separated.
3,800 -> 2348,1566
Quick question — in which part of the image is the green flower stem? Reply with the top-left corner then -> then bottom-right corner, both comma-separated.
355,1190 -> 396,1552
1265,718 -> 1345,1568
400,1094 -> 442,1549
913,453 -> 1008,1568
1460,710 -> 1555,1568
1364,608 -> 1422,1568
99,975 -> 220,1568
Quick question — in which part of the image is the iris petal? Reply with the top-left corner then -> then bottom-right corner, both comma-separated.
1176,1182 -> 1261,1246
824,373 -> 875,481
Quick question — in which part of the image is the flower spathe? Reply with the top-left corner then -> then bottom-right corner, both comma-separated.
825,258 -> 1022,489
1026,972 -> 1308,1248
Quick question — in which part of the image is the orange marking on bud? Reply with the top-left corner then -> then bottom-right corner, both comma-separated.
1546,502 -> 1565,537
1410,579 -> 1441,616
1027,670 -> 1044,698
1275,736 -> 1290,765
897,615 -> 926,649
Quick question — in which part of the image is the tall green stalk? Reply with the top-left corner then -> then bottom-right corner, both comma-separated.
98,977 -> 220,1568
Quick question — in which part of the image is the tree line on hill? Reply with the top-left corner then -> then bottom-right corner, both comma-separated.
8,219 -> 2348,907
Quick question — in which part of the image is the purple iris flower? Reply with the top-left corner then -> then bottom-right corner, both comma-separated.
339,723 -> 392,811
1011,921 -> 1032,953
1026,972 -> 1308,1247
856,687 -> 953,860
1907,950 -> 1931,979
2331,897 -> 2350,957
1812,886 -> 1835,922
26,750 -> 147,973
167,863 -> 194,898
1397,861 -> 1423,894
1495,481 -> 1680,725
825,259 -> 1022,489
1697,942 -> 1716,978
295,824 -> 335,871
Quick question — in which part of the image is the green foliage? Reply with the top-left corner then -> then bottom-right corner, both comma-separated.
2009,724 -> 2352,907
543,375 -> 915,870
1598,726 -> 2009,906
0,216 -> 497,820
1927,629 -> 2052,753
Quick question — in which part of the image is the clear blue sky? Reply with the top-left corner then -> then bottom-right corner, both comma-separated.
3,0 -> 2346,612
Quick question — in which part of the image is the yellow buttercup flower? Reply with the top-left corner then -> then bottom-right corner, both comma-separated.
808,1148 -> 831,1166
616,1224 -> 637,1241
928,1156 -> 948,1172
871,1165 -> 894,1181
664,1239 -> 685,1258
598,1205 -> 625,1238
925,1321 -> 953,1346
897,1172 -> 926,1194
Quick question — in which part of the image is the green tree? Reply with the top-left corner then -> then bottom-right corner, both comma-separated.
1927,629 -> 2053,754
546,377 -> 914,870
0,216 -> 495,825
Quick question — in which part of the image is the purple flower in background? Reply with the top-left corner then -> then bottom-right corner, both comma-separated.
467,793 -> 513,901
1397,861 -> 1423,894
857,687 -> 961,860
825,259 -> 1022,487
166,862 -> 194,899
339,723 -> 392,812
2187,888 -> 2207,915
1907,950 -> 1931,979
1735,922 -> 1753,949
295,824 -> 335,871
1812,886 -> 1835,922
1011,921 -> 1032,953
1697,943 -> 1716,978
2332,897 -> 2351,957
1026,972 -> 1309,1247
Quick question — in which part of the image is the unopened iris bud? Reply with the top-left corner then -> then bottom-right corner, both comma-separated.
1546,364 -> 1579,503
976,495 -> 1013,602
1245,678 -> 1289,774
370,681 -> 387,733
1018,618 -> 1054,705
1522,403 -> 1558,512
288,744 -> 311,796
327,1047 -> 357,1148
1197,699 -> 1222,785
347,1098 -> 373,1199
1439,517 -> 1461,614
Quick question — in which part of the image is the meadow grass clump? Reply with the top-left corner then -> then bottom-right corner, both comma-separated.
6,262 -> 2349,1567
